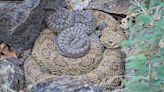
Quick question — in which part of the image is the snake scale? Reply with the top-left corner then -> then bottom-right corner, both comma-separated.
24,8 -> 125,90
24,57 -> 102,92
46,8 -> 96,34
55,24 -> 91,58
93,10 -> 125,49
26,41 -> 124,89
46,8 -> 98,59
32,29 -> 103,75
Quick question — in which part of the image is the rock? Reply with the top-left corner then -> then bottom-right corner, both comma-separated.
0,0 -> 41,33
88,0 -> 130,14
0,58 -> 25,92
44,0 -> 66,10
66,0 -> 91,10
28,76 -> 103,92
0,0 -> 66,51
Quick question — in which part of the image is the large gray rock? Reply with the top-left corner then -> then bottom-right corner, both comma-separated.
29,76 -> 103,92
0,0 -> 66,51
0,57 -> 25,92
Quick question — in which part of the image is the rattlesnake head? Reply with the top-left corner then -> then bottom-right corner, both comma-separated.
28,9 -> 125,90
92,10 -> 125,48
29,25 -> 124,90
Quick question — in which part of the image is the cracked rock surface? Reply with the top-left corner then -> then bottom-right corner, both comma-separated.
0,0 -> 66,51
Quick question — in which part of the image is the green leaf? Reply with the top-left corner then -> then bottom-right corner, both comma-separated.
158,2 -> 164,7
149,0 -> 162,8
137,14 -> 152,24
155,18 -> 164,29
121,39 -> 131,47
157,65 -> 164,80
126,76 -> 143,85
126,54 -> 147,62
159,48 -> 164,55
124,0 -> 164,91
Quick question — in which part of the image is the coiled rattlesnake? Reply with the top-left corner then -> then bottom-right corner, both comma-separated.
24,9 -> 125,90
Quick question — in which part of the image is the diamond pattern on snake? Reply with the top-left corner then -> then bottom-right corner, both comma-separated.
26,34 -> 124,89
32,29 -> 103,75
46,8 -> 96,34
55,24 -> 91,58
25,9 -> 125,90
24,56 -> 57,85
93,10 -> 125,49
28,34 -> 123,89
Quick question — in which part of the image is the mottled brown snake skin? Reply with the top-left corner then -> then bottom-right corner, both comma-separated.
24,10 -> 125,90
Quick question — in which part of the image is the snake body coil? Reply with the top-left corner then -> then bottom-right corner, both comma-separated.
46,8 -> 96,34
55,24 -> 90,58
46,8 -> 75,33
73,10 -> 97,34
46,8 -> 97,58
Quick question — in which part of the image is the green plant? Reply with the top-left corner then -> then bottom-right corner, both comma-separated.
122,0 -> 164,92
